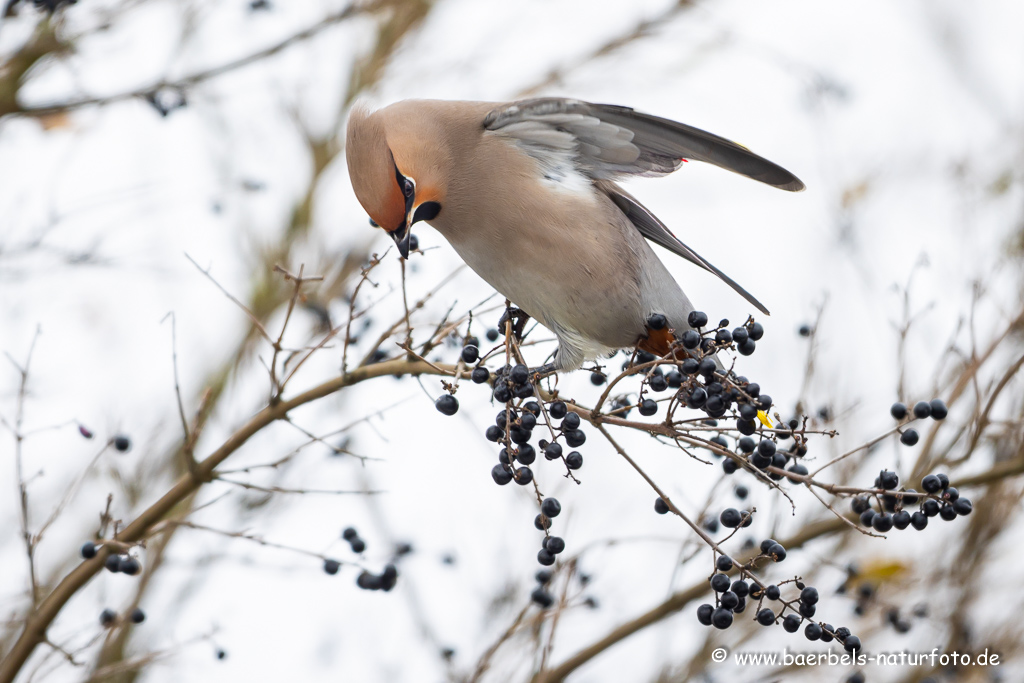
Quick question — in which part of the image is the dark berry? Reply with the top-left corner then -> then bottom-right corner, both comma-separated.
922,474 -> 942,493
654,497 -> 670,515
113,435 -> 132,453
698,358 -> 717,376
544,536 -> 565,554
461,345 -> 479,363
130,607 -> 145,624
805,622 -> 823,640
783,614 -> 801,632
910,511 -> 928,530
720,591 -> 739,610
534,514 -> 551,531
687,311 -> 708,328
647,313 -> 667,330
536,569 -> 552,584
872,509 -> 897,532
767,543 -> 787,562
712,607 -> 733,629
349,538 -> 366,553
541,498 -> 561,518
798,324 -> 812,337
486,329 -> 499,342
492,384 -> 512,403
720,508 -> 742,528
939,504 -> 957,521
565,451 -> 583,469
893,510 -> 911,529
878,470 -> 899,490
81,542 -> 97,559
531,587 -> 554,608
119,557 -> 141,575
380,564 -> 398,591
515,467 -> 533,485
716,555 -> 733,572
799,602 -> 816,618
844,635 -> 862,652
510,364 -> 529,384
953,498 -> 973,515
485,425 -> 503,442
731,580 -> 749,597
638,398 -> 658,416
747,322 -> 764,340
697,603 -> 714,626
859,509 -> 876,527
100,609 -> 117,627
757,440 -> 776,458
549,401 -> 568,419
936,473 -> 950,488
342,527 -> 358,541
929,399 -> 948,420
912,401 -> 932,419
734,485 -> 748,500
105,555 -> 121,573
435,395 -> 459,416
537,548 -> 555,566
590,372 -> 606,386
732,327 -> 749,344
922,499 -> 940,517
756,608 -> 775,626
722,459 -> 738,474
890,402 -> 908,420
649,374 -> 668,392
357,571 -> 382,590
517,444 -> 536,465
715,329 -> 733,344
737,338 -> 756,355
544,442 -> 563,460
798,587 -> 818,606
765,584 -> 781,601
710,573 -> 731,592
900,429 -> 919,446
564,429 -> 585,448
471,366 -> 490,384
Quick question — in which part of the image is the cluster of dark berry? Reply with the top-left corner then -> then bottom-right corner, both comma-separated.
485,398 -> 584,487
82,542 -> 143,576
534,497 -> 566,570
531,569 -> 555,608
891,399 -> 947,446
356,564 -> 398,592
322,527 -> 399,591
99,607 -> 145,628
341,526 -> 367,553
611,312 -> 770,423
851,470 -> 971,532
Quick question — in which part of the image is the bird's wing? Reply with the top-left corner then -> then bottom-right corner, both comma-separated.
483,98 -> 804,191
600,181 -> 770,315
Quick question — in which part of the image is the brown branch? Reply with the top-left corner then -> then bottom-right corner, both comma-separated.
9,4 -> 368,118
0,357 -> 455,683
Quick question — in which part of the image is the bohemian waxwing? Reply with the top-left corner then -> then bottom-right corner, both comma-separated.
345,98 -> 803,371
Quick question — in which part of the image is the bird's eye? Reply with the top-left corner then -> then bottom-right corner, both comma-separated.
402,178 -> 414,197
369,217 -> 379,227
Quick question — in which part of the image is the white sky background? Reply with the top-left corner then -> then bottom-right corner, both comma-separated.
2,0 -> 1023,681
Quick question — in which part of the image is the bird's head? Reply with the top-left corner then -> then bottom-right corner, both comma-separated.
346,102 -> 445,259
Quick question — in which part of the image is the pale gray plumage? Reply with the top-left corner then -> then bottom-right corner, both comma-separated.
346,98 -> 803,371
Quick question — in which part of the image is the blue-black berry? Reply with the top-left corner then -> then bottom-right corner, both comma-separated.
435,395 -> 459,416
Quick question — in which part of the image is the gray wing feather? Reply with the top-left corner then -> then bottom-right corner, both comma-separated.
601,182 -> 771,316
484,98 -> 805,191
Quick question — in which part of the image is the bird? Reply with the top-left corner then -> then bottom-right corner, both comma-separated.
345,98 -> 803,372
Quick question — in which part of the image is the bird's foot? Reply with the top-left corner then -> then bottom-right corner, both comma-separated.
497,306 -> 530,342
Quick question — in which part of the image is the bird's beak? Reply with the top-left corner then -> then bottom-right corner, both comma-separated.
390,221 -> 411,259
